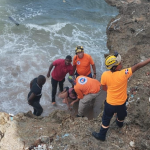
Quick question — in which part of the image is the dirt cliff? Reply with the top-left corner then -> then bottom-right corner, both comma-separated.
0,0 -> 150,150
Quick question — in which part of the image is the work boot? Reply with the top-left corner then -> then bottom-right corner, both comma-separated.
76,114 -> 84,117
92,132 -> 105,141
92,126 -> 108,141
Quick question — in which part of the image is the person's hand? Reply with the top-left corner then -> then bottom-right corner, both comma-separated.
73,74 -> 76,79
67,103 -> 73,111
47,73 -> 50,78
93,74 -> 96,79
70,101 -> 75,106
28,100 -> 33,105
68,106 -> 73,111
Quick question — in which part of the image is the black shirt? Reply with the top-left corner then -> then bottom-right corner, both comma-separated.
28,78 -> 42,102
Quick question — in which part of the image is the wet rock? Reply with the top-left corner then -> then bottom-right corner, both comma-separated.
0,113 -> 9,125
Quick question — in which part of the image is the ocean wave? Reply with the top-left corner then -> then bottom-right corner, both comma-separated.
0,0 -> 118,116
26,23 -> 68,33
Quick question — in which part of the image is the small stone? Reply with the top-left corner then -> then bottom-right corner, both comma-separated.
83,117 -> 88,120
41,136 -> 50,143
131,94 -> 134,98
129,141 -> 135,147
133,91 -> 136,95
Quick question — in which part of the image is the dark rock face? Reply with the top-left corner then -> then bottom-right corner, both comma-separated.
106,0 -> 150,55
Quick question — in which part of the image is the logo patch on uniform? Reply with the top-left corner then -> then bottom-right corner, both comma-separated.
77,61 -> 80,65
125,69 -> 129,74
78,77 -> 87,85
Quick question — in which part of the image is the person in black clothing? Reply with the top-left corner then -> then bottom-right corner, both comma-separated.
28,75 -> 46,116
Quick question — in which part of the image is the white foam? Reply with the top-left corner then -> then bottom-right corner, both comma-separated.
26,23 -> 67,33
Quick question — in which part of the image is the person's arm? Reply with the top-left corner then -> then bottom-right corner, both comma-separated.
131,58 -> 150,73
47,63 -> 54,78
65,96 -> 70,108
28,93 -> 36,105
69,66 -> 74,76
101,85 -> 107,91
73,65 -> 76,75
70,98 -> 80,106
30,79 -> 34,89
73,56 -> 77,75
92,64 -> 96,79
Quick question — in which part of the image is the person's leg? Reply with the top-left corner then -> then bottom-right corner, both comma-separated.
51,78 -> 58,103
77,94 -> 93,117
116,103 -> 127,127
78,91 -> 102,117
59,78 -> 65,92
92,102 -> 114,141
33,108 -> 37,115
32,101 -> 43,116
90,90 -> 102,106
28,95 -> 37,115
75,71 -> 79,78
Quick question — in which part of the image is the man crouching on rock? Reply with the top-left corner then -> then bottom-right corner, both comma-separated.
68,75 -> 102,117
92,52 -> 150,141
28,75 -> 46,116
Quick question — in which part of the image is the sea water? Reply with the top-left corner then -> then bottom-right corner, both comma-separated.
0,0 -> 118,116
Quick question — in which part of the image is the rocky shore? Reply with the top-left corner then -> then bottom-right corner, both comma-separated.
0,0 -> 150,149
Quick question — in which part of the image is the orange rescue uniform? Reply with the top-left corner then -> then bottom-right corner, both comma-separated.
73,53 -> 94,76
74,76 -> 101,99
101,68 -> 132,105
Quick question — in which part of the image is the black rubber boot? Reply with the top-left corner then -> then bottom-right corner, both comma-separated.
116,119 -> 123,128
76,114 -> 84,117
92,126 -> 108,141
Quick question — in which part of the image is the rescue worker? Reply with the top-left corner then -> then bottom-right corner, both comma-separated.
92,52 -> 150,141
68,75 -> 102,117
73,46 -> 96,78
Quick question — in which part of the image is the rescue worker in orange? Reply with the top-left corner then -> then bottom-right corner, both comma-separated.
73,46 -> 96,79
68,75 -> 102,117
92,52 -> 150,141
